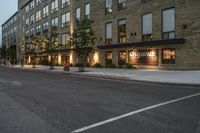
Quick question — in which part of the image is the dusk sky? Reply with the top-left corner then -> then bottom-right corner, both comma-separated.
0,0 -> 18,46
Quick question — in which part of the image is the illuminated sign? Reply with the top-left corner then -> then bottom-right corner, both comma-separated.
129,49 -> 158,65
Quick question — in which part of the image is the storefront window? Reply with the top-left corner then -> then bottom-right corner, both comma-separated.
105,51 -> 112,64
162,48 -> 175,64
118,51 -> 127,66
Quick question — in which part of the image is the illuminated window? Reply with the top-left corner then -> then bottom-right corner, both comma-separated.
118,51 -> 127,66
162,48 -> 175,64
118,19 -> 127,43
105,51 -> 112,64
36,10 -> 41,21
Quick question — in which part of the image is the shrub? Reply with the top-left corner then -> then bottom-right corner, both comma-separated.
105,63 -> 116,68
93,63 -> 102,68
85,63 -> 91,67
75,63 -> 84,67
126,63 -> 133,69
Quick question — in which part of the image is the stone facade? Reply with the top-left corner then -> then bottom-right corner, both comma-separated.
2,0 -> 200,69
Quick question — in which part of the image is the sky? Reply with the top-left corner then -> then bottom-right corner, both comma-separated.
0,0 -> 18,46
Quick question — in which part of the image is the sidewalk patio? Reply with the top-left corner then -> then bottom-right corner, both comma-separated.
12,65 -> 200,86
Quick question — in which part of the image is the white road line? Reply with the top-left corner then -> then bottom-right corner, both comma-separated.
71,92 -> 200,133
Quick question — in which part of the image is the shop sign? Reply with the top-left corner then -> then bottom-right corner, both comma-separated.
129,49 -> 158,65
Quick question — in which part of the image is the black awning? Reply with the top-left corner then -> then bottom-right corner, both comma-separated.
97,38 -> 185,49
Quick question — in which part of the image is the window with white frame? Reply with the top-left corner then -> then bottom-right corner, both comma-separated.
51,0 -> 58,13
85,3 -> 90,19
142,13 -> 152,41
62,0 -> 70,8
43,5 -> 49,18
105,22 -> 112,44
36,10 -> 41,21
62,12 -> 70,27
162,8 -> 175,40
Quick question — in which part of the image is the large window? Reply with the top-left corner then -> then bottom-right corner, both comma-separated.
25,5 -> 29,13
162,8 -> 175,40
118,19 -> 127,43
30,28 -> 34,37
25,18 -> 29,27
118,0 -> 126,10
62,0 -> 70,8
30,14 -> 35,24
36,10 -> 41,21
118,51 -> 127,66
106,0 -> 112,14
61,33 -> 70,48
142,13 -> 152,41
43,21 -> 49,31
162,48 -> 176,64
105,22 -> 112,44
62,12 -> 70,28
36,25 -> 41,35
76,8 -> 81,21
51,17 -> 58,30
51,0 -> 58,13
30,1 -> 34,10
85,3 -> 90,19
43,5 -> 49,18
105,51 -> 112,64
35,0 -> 41,6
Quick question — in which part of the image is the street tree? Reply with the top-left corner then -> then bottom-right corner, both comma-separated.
69,19 -> 96,72
43,33 -> 59,69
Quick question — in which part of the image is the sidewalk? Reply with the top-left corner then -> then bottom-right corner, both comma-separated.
12,65 -> 200,86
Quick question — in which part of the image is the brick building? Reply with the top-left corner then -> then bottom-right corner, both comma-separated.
2,0 -> 200,69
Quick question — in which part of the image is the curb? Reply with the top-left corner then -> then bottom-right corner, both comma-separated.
4,66 -> 200,88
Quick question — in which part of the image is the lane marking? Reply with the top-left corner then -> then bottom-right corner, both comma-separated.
71,92 -> 200,133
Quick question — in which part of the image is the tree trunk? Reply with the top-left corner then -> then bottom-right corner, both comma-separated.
78,53 -> 84,72
50,53 -> 54,70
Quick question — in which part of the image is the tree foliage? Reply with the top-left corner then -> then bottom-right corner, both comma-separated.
69,19 -> 96,69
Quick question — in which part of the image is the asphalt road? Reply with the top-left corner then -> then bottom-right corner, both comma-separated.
0,66 -> 200,133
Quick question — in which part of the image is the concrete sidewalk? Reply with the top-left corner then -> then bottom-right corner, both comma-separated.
11,65 -> 200,86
